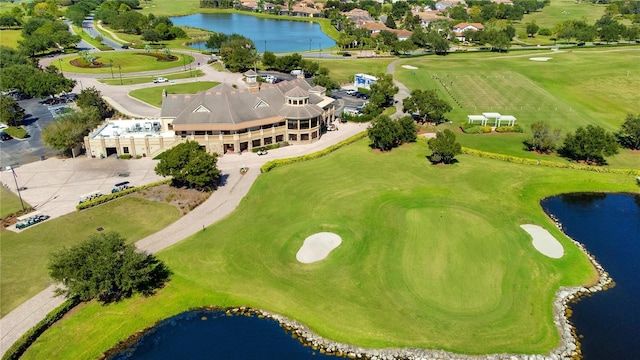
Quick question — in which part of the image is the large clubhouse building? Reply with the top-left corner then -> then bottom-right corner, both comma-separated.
84,75 -> 336,158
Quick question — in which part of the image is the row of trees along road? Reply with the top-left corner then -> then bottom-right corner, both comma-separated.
525,114 -> 640,165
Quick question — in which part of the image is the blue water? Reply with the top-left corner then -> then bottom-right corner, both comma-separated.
108,310 -> 335,359
170,13 -> 335,53
541,193 -> 640,359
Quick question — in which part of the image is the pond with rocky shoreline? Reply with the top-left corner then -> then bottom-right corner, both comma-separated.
105,193 -> 639,359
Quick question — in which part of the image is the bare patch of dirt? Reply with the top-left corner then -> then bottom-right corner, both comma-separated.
130,184 -> 211,215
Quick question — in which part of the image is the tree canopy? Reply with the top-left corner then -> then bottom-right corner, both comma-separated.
617,113 -> 640,150
219,34 -> 259,72
427,129 -> 462,165
155,141 -> 221,190
367,115 -> 416,151
560,125 -> 619,165
363,73 -> 398,115
523,121 -> 561,154
0,94 -> 25,127
42,107 -> 101,152
48,232 -> 170,303
402,89 -> 452,124
77,87 -> 113,120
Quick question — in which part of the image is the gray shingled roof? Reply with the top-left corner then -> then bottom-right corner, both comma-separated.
285,86 -> 309,98
163,78 -> 328,126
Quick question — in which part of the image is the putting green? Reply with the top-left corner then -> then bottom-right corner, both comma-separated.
23,140 -> 639,359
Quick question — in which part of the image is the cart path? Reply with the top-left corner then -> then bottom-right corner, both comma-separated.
0,121 -> 369,357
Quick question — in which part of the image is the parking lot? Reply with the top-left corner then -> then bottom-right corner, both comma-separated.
0,156 -> 164,224
0,98 -> 62,167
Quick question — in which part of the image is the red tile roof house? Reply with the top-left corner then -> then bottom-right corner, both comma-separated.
415,10 -> 449,27
452,22 -> 484,41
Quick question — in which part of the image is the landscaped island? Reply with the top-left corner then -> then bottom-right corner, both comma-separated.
20,139 -> 638,359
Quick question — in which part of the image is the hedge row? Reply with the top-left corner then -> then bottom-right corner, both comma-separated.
261,132 -> 368,173
461,147 -> 640,176
2,298 -> 79,360
76,179 -> 171,211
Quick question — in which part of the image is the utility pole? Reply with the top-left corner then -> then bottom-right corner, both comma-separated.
118,65 -> 122,85
110,59 -> 114,78
6,166 -> 25,211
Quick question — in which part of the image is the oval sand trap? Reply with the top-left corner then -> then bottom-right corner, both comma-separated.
402,65 -> 418,69
296,232 -> 342,263
520,224 -> 564,258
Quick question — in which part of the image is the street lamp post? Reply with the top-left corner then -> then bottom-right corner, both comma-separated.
6,166 -> 25,212
118,65 -> 122,85
110,59 -> 114,78
309,38 -> 312,53
264,40 -> 267,53
58,58 -> 63,76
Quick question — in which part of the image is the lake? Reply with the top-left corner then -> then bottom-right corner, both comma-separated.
107,310 -> 334,359
541,193 -> 640,359
170,13 -> 336,53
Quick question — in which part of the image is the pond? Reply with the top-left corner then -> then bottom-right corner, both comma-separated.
107,310 -> 335,359
541,193 -> 640,359
170,13 -> 336,53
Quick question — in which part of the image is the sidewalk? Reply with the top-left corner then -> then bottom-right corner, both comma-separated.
0,121 -> 368,357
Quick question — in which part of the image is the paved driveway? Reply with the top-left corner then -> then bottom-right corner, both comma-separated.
0,157 -> 164,225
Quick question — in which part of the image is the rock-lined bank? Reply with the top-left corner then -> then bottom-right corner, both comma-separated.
102,222 -> 612,360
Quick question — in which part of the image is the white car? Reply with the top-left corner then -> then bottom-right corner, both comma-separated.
153,77 -> 169,83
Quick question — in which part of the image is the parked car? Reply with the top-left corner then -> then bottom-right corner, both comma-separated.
0,132 -> 11,141
153,77 -> 169,83
257,148 -> 268,156
345,89 -> 356,96
121,45 -> 129,49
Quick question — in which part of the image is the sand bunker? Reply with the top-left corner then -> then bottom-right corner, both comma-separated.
296,232 -> 342,263
520,224 -> 564,259
529,57 -> 552,62
402,65 -> 418,69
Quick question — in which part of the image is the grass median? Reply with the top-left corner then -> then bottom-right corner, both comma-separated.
99,70 -> 205,86
22,139 -> 639,358
129,81 -> 219,106
0,197 -> 180,317
56,51 -> 194,75
0,187 -> 30,219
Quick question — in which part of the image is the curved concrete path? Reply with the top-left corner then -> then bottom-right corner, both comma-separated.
1,50 -> 411,358
0,121 -> 369,356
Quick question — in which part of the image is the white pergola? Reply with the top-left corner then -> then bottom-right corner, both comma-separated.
497,115 -> 517,127
468,115 -> 488,126
482,112 -> 502,124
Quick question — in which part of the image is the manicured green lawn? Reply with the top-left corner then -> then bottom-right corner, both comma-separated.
99,69 -> 204,85
71,25 -> 113,51
318,58 -> 395,84
57,51 -> 194,74
0,29 -> 22,49
394,47 -> 640,169
23,140 -> 638,359
0,187 -> 30,219
129,81 -> 219,106
517,0 -> 607,35
0,197 -> 180,317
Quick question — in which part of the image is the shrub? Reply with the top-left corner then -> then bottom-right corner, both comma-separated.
462,126 -> 484,134
261,132 -> 367,173
538,28 -> 552,36
118,154 -> 132,159
2,298 -> 79,360
461,147 -> 640,176
495,126 -> 513,133
76,179 -> 171,210
481,126 -> 492,133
